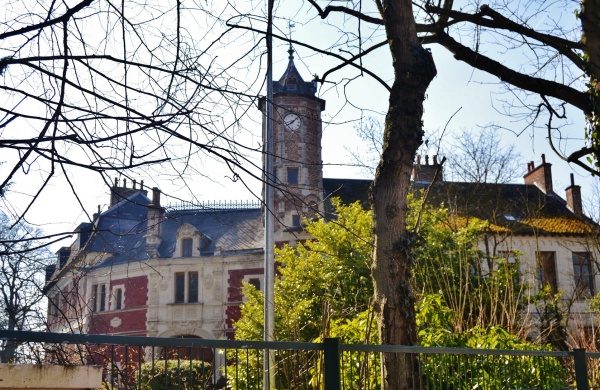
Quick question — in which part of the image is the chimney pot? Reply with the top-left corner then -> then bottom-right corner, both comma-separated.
416,155 -> 421,165
433,155 -> 438,165
123,178 -> 127,188
141,180 -> 144,190
133,179 -> 137,189
542,154 -> 546,164
570,173 -> 575,186
114,178 -> 118,187
425,155 -> 430,165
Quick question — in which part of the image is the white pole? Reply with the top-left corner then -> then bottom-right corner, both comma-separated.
264,0 -> 275,389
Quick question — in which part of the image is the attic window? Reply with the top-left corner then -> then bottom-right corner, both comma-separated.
287,77 -> 297,90
504,214 -> 516,221
175,224 -> 206,258
182,238 -> 193,257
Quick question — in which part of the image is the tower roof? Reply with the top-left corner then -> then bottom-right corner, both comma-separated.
274,47 -> 318,97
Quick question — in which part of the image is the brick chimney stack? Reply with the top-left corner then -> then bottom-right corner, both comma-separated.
523,154 -> 553,194
565,173 -> 583,215
412,155 -> 444,183
110,177 -> 147,207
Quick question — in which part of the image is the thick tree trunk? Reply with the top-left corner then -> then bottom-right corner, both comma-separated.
581,0 -> 600,81
371,1 -> 436,389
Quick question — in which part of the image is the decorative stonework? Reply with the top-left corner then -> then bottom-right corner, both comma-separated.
186,307 -> 197,318
204,274 -> 214,289
214,281 -> 221,301
176,321 -> 193,334
110,317 -> 122,328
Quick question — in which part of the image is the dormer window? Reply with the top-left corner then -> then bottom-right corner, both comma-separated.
175,224 -> 211,257
287,77 -> 297,91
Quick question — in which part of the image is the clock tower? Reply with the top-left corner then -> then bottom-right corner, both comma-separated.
260,47 -> 326,243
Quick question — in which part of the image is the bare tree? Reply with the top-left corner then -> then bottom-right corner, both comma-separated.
445,128 -> 523,184
0,212 -> 52,362
3,0 -> 599,388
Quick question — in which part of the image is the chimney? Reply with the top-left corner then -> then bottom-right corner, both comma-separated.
45,264 -> 56,282
150,187 -> 161,207
412,155 -> 444,183
75,222 -> 93,250
110,177 -> 148,207
57,247 -> 71,269
523,154 -> 553,194
566,173 -> 583,215
145,187 -> 164,258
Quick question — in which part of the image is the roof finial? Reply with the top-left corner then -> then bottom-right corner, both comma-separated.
287,20 -> 295,60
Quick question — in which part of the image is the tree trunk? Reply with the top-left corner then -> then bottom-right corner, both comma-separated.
1,316 -> 17,363
371,1 -> 436,389
581,0 -> 600,81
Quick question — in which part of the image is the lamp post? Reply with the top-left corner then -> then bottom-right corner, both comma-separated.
263,0 -> 275,389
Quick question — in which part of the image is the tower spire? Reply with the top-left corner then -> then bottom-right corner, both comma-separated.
287,21 -> 295,60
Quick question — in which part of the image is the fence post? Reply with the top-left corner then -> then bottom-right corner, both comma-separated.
574,348 -> 589,390
324,338 -> 341,390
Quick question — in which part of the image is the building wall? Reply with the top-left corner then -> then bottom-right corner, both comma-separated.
483,234 -> 599,329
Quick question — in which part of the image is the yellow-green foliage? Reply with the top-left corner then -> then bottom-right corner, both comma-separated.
235,198 -> 374,343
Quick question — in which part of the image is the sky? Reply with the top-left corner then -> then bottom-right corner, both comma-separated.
1,0 -> 597,252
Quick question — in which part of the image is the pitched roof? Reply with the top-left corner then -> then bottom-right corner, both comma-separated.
87,192 -> 263,269
323,178 -> 595,236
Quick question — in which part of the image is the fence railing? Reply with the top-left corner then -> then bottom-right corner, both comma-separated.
166,200 -> 261,211
1,329 -> 598,389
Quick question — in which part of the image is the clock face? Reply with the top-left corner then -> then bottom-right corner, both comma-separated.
283,113 -> 301,131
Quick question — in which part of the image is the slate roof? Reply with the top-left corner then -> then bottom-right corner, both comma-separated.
74,174 -> 594,272
86,191 -> 263,269
271,47 -> 326,111
322,178 -> 594,236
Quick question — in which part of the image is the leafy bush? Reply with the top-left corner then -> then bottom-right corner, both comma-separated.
418,293 -> 569,389
138,359 -> 212,390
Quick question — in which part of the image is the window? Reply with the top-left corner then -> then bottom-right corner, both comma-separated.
50,293 -> 60,318
248,278 -> 261,291
92,284 -> 108,312
100,285 -> 107,311
292,215 -> 301,227
287,167 -> 299,185
91,286 -> 97,312
573,252 -> 594,299
175,272 -> 200,303
287,77 -> 297,90
498,250 -> 519,284
188,272 -> 199,303
113,287 -> 123,310
537,252 -> 557,293
307,201 -> 318,219
175,273 -> 185,303
182,238 -> 193,257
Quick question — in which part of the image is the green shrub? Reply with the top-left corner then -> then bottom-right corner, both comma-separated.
138,359 -> 212,390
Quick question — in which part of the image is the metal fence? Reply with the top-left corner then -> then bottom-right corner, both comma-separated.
1,329 -> 599,389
